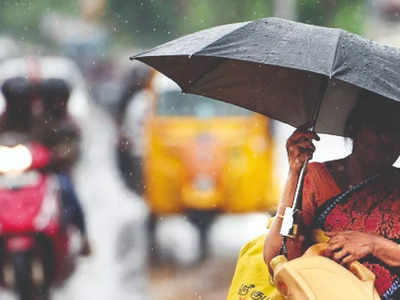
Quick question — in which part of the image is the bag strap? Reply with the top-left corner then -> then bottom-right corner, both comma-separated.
312,173 -> 381,230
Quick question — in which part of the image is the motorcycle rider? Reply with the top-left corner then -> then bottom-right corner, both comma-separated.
1,77 -> 90,256
34,78 -> 91,256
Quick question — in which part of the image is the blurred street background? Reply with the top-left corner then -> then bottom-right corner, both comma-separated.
0,0 -> 400,299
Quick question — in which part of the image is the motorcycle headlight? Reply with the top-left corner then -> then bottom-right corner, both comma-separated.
0,145 -> 32,173
193,175 -> 215,191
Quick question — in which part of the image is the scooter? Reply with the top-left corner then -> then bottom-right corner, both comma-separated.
0,136 -> 80,300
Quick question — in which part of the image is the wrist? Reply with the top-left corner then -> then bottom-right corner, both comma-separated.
288,167 -> 302,176
277,203 -> 293,214
370,234 -> 382,257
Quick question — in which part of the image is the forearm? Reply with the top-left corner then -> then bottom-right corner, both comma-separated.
373,235 -> 400,267
263,170 -> 304,270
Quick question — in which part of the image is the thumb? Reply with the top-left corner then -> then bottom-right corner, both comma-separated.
324,231 -> 338,237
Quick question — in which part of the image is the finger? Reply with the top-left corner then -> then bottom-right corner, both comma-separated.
342,255 -> 356,265
298,152 -> 313,161
325,231 -> 339,237
325,243 -> 343,257
288,142 -> 314,156
296,141 -> 316,152
290,131 -> 320,144
293,122 -> 320,140
327,235 -> 346,246
332,248 -> 349,262
296,131 -> 320,142
293,153 -> 313,166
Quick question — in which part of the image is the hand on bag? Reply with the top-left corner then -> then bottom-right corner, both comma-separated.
286,121 -> 320,173
323,231 -> 377,265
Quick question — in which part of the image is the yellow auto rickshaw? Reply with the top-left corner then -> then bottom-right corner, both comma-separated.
143,75 -> 279,259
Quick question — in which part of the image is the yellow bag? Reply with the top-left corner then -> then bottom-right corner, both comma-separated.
227,230 -> 380,300
226,234 -> 283,300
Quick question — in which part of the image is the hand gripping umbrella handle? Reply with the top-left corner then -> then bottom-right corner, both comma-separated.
280,79 -> 328,240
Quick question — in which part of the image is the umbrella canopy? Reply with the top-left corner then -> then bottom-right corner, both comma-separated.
132,17 -> 400,136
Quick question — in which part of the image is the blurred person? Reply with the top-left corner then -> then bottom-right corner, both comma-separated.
35,78 -> 80,171
116,63 -> 154,125
116,64 -> 155,195
34,78 -> 90,256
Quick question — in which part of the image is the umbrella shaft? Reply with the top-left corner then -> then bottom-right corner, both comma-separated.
292,158 -> 308,209
280,79 -> 328,239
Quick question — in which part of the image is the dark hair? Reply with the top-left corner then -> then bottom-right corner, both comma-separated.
344,89 -> 400,139
39,78 -> 71,103
1,77 -> 33,131
2,77 -> 33,105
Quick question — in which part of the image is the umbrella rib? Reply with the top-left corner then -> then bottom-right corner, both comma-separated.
184,20 -> 263,92
182,23 -> 251,91
329,30 -> 343,79
189,21 -> 252,58
182,57 -> 225,92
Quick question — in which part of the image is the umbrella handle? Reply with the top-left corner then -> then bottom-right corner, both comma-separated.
279,158 -> 308,238
279,79 -> 328,240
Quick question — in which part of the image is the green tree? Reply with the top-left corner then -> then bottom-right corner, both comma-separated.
297,0 -> 365,34
107,0 -> 272,47
0,0 -> 76,42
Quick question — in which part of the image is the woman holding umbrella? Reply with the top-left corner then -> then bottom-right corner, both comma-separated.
264,90 -> 400,299
131,16 -> 400,299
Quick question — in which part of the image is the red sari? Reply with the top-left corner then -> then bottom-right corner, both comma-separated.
302,162 -> 400,299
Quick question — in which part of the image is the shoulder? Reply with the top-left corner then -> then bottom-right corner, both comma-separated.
307,161 -> 326,172
304,161 -> 336,198
305,162 -> 327,182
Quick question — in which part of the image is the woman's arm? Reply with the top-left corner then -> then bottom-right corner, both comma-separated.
373,236 -> 400,267
263,123 -> 319,272
263,170 -> 306,269
324,231 -> 400,267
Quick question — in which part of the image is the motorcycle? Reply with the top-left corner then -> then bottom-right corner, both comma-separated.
0,134 -> 81,300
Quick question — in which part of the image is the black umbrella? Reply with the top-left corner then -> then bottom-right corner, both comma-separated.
131,17 -> 400,243
132,17 -> 400,136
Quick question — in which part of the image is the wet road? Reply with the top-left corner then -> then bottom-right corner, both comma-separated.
55,104 -> 149,300
150,258 -> 236,300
